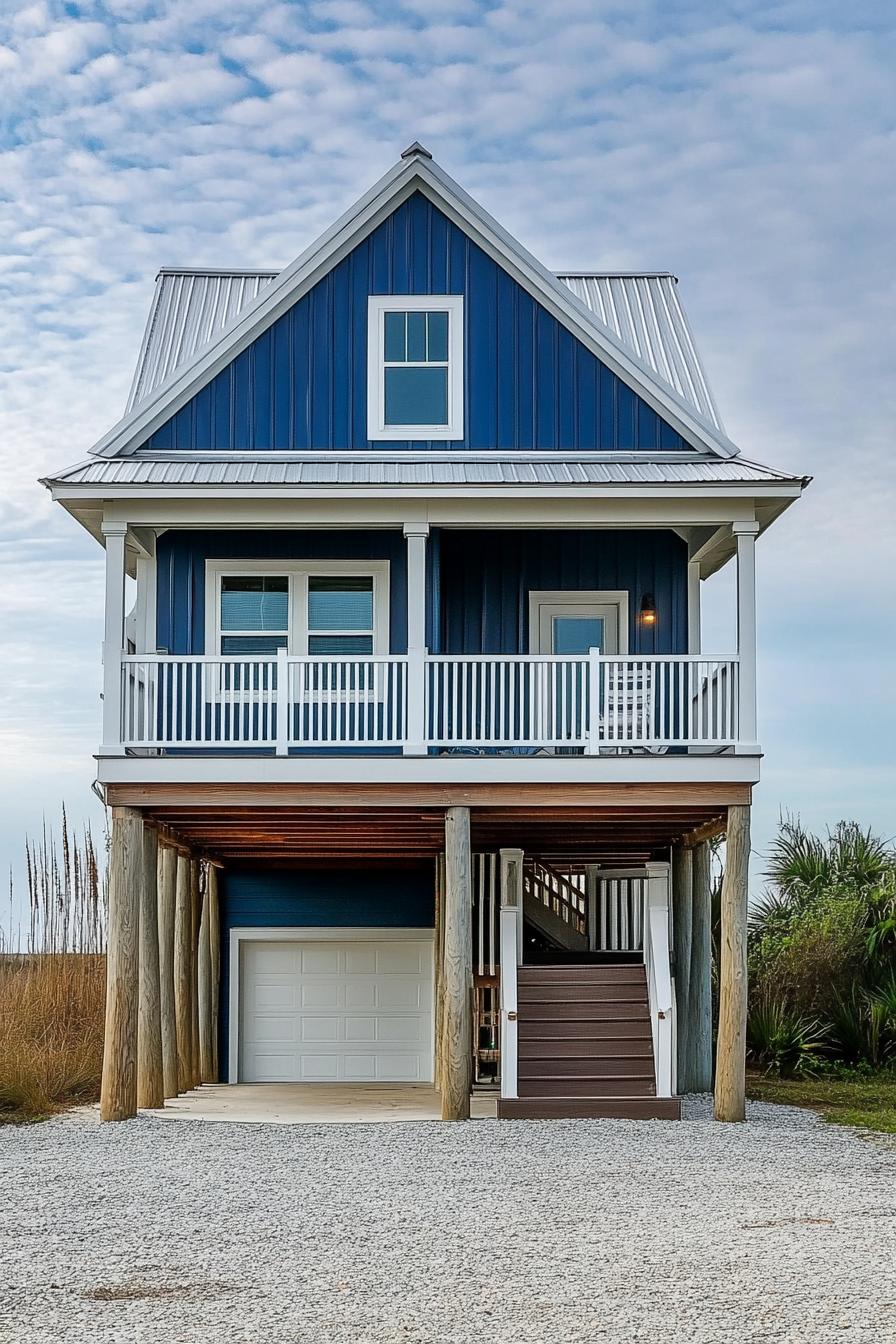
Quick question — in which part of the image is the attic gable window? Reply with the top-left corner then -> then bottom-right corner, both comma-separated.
367,295 -> 464,440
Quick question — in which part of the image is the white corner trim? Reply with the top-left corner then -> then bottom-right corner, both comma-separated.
367,295 -> 464,441
227,925 -> 436,1084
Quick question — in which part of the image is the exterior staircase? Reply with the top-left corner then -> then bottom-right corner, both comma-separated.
497,963 -> 681,1119
523,859 -> 588,953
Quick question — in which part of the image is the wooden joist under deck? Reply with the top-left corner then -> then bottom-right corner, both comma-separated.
108,781 -> 749,866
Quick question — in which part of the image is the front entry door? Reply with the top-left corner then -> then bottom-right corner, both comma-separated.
528,591 -> 628,655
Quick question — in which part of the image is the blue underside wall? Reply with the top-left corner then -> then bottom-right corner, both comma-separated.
142,192 -> 687,453
436,529 -> 688,655
218,868 -> 434,1081
156,529 -> 407,654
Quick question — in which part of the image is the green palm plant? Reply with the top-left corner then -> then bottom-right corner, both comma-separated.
746,995 -> 829,1078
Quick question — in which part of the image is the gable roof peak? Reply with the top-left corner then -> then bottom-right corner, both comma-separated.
401,140 -> 433,160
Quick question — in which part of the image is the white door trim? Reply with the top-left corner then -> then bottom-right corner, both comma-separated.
228,926 -> 436,1084
527,589 -> 630,655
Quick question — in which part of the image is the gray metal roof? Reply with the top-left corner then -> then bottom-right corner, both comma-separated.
557,274 -> 723,431
45,454 -> 802,490
126,268 -> 723,430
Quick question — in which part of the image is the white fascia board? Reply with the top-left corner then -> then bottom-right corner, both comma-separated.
96,752 -> 762,789
87,154 -> 739,462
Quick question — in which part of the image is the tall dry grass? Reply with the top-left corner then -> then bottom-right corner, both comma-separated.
0,809 -> 107,1122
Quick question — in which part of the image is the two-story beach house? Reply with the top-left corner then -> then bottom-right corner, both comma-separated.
44,145 -> 806,1124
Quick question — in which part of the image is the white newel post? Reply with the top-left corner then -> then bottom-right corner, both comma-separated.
403,523 -> 429,755
499,848 -> 523,1100
101,522 -> 128,754
645,861 -> 675,1098
687,560 -> 702,654
586,646 -> 601,755
734,522 -> 759,748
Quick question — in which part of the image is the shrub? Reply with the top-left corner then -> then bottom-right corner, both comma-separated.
747,995 -> 828,1077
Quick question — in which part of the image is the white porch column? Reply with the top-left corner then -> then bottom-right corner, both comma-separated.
687,560 -> 702,654
101,521 -> 129,754
734,521 -> 759,748
403,523 -> 429,755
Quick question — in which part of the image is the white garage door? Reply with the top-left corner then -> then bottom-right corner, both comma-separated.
239,935 -> 434,1083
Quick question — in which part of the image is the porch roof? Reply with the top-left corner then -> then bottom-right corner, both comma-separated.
44,451 -> 804,490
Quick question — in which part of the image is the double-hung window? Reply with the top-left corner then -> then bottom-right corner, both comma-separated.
367,295 -> 464,440
207,561 -> 390,667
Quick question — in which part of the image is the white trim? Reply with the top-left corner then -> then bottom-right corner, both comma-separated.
203,558 -> 390,657
227,925 -> 436,1085
367,295 -> 464,441
86,155 -> 738,462
528,589 -> 630,656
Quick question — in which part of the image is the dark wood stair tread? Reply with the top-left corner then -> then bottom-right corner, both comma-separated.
497,1096 -> 681,1120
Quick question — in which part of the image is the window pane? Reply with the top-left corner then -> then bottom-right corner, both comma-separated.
220,634 -> 287,655
308,634 -> 374,655
384,367 -> 448,426
384,311 -> 405,362
552,617 -> 604,655
406,311 -> 427,362
220,576 -> 288,632
308,576 -> 373,631
427,311 -> 448,361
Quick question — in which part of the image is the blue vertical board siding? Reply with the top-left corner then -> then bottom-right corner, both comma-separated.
217,867 -> 434,1081
155,530 -> 407,654
141,192 -> 687,452
436,529 -> 688,655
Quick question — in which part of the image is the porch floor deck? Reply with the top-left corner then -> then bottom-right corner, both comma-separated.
142,1083 -> 498,1125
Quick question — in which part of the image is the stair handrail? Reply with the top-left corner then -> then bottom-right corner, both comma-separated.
643,862 -> 675,1097
524,859 -> 586,935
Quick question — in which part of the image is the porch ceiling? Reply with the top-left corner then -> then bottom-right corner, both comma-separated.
147,797 -> 736,866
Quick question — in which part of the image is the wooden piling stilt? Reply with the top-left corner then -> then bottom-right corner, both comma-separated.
100,807 -> 142,1122
157,841 -> 178,1098
174,851 -> 192,1092
442,807 -> 473,1121
690,840 -> 714,1093
207,864 -> 221,1082
714,805 -> 751,1122
189,858 -> 202,1089
197,869 -> 214,1084
136,824 -> 164,1110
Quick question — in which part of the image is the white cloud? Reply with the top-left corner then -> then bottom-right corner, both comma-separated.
0,0 -> 894,903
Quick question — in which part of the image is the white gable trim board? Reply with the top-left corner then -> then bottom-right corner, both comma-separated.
229,927 -> 436,1085
86,152 -> 740,462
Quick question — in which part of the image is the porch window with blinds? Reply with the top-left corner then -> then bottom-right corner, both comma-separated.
219,576 -> 289,655
307,576 -> 374,656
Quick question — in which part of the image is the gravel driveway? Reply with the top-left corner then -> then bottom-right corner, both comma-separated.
2,1097 -> 895,1343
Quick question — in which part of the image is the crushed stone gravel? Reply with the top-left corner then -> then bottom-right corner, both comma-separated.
1,1095 -> 895,1343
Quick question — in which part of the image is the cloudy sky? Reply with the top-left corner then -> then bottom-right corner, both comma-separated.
0,0 -> 893,919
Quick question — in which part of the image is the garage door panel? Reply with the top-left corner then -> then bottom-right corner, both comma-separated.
239,936 -> 433,1084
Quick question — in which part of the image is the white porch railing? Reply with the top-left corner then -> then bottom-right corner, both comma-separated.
116,650 -> 740,754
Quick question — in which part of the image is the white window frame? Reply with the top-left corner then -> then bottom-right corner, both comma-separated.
527,590 -> 630,655
367,294 -> 464,441
205,559 -> 391,658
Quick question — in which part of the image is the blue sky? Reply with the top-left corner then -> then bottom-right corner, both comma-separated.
0,0 -> 893,921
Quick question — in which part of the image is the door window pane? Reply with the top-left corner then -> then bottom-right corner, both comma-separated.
552,616 -> 605,654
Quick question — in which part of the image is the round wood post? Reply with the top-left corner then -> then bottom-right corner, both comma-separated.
157,841 -> 178,1097
434,852 -> 446,1095
714,805 -> 751,1121
137,824 -> 164,1110
100,806 -> 142,1122
198,870 -> 214,1084
690,840 -> 714,1093
174,851 -> 193,1092
442,807 -> 473,1121
189,858 -> 202,1088
207,864 -> 221,1082
671,845 -> 693,1092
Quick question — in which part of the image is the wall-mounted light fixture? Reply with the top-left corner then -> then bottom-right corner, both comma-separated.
640,593 -> 657,627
